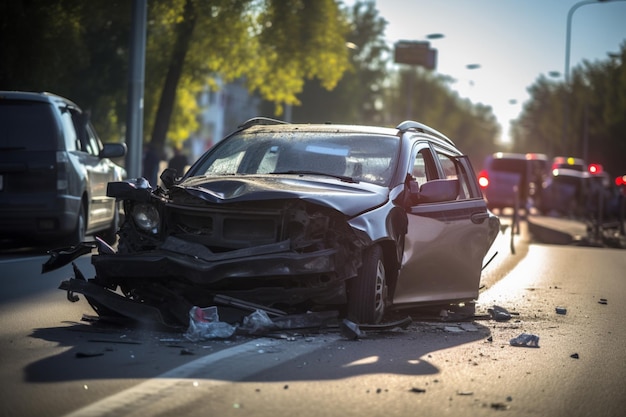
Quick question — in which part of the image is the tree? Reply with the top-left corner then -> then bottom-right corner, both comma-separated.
145,0 -> 351,151
511,42 -> 626,176
1,0 -> 351,151
384,67 -> 500,169
289,0 -> 389,125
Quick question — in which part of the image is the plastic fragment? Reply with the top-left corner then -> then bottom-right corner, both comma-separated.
509,333 -> 540,348
339,319 -> 364,340
570,353 -> 579,359
75,351 -> 104,358
556,307 -> 567,315
184,306 -> 237,341
240,309 -> 275,335
488,305 -> 514,321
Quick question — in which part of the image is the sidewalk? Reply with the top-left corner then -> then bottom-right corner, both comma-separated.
526,215 -> 626,248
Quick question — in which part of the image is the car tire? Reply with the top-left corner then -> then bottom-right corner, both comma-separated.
101,204 -> 119,245
347,244 -> 387,324
66,203 -> 86,247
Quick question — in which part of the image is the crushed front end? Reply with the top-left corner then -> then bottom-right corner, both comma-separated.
53,178 -> 369,328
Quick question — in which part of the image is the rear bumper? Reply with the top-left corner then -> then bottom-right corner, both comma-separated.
0,193 -> 80,239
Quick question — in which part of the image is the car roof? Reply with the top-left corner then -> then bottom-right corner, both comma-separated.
489,152 -> 527,160
552,168 -> 589,178
235,117 -> 456,147
0,91 -> 78,108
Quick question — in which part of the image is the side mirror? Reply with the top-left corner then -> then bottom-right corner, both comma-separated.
100,142 -> 127,159
160,167 -> 177,189
418,179 -> 459,203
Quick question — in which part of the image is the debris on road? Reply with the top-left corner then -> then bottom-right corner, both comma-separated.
570,353 -> 580,359
490,402 -> 510,410
556,307 -> 567,315
488,305 -> 518,322
75,351 -> 104,358
509,333 -> 540,348
598,298 -> 608,305
184,306 -> 237,341
339,319 -> 364,340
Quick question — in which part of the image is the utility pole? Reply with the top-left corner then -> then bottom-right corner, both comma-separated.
126,0 -> 147,179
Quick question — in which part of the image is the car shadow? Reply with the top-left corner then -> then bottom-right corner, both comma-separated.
24,308 -> 492,383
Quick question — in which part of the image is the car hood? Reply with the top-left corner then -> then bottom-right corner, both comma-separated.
174,175 -> 389,217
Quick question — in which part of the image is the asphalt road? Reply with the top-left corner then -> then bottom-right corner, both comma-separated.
1,222 -> 624,417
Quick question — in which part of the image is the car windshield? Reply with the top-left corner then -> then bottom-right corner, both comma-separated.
189,131 -> 400,186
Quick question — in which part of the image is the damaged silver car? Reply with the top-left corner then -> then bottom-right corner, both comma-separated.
44,118 -> 500,328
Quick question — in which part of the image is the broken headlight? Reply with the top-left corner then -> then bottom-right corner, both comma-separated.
132,203 -> 160,233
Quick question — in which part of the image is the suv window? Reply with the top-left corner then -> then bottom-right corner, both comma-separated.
490,158 -> 527,173
59,109 -> 78,151
0,100 -> 58,151
437,151 -> 475,200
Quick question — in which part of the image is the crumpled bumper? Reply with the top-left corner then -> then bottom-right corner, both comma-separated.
92,236 -> 341,285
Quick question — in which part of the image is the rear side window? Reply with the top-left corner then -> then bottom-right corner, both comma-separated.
0,100 -> 59,151
490,158 -> 526,173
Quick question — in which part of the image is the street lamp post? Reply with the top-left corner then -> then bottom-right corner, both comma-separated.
562,0 -> 626,160
394,34 -> 441,119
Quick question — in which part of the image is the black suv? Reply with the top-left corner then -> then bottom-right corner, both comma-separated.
0,91 -> 126,247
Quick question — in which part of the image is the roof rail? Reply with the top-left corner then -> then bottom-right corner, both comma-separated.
396,120 -> 455,146
238,117 -> 288,130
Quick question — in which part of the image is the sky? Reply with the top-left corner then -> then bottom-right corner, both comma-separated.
347,0 -> 626,143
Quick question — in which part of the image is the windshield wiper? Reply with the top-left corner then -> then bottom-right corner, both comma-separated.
272,170 -> 358,183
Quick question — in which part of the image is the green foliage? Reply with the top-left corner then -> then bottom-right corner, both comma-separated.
385,68 -> 500,169
289,0 -> 390,124
1,0 -> 500,171
511,43 -> 626,176
0,0 -> 131,142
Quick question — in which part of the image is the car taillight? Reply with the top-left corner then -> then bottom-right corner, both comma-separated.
478,170 -> 489,188
588,163 -> 602,174
56,151 -> 69,192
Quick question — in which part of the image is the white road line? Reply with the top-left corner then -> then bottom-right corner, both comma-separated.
63,335 -> 340,417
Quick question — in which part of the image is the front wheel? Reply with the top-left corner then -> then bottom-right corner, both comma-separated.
347,244 -> 387,324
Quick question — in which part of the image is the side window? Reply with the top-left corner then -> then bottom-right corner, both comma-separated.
437,153 -> 458,180
59,111 -> 78,151
85,124 -> 102,157
436,151 -> 479,200
412,151 -> 428,185
411,147 -> 436,185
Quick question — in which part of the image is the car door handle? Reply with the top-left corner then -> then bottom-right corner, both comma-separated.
470,211 -> 489,224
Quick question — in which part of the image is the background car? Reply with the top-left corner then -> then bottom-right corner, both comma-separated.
478,152 -> 549,214
0,91 -> 126,247
49,118 -> 500,327
538,168 -> 590,217
552,155 -> 586,172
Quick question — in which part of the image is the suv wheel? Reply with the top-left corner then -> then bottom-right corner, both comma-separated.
100,204 -> 119,245
66,203 -> 86,246
347,244 -> 387,324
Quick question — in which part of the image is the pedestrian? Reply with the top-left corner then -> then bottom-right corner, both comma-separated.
168,145 -> 189,177
142,143 -> 162,187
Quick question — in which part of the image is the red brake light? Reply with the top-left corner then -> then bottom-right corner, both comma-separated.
616,175 -> 626,186
588,163 -> 603,174
478,170 -> 489,188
